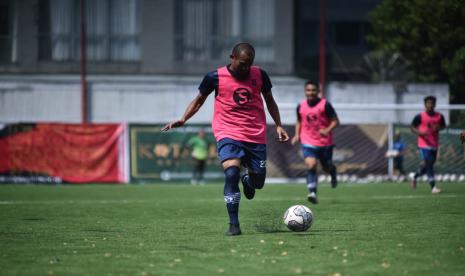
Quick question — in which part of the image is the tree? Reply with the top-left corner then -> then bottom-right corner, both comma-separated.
359,50 -> 413,82
368,0 -> 465,125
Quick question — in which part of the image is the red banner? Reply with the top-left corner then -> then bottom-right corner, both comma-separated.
0,124 -> 127,183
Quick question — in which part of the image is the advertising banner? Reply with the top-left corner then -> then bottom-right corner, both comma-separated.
130,125 -> 222,183
0,123 -> 127,183
267,124 -> 389,178
130,124 -> 390,182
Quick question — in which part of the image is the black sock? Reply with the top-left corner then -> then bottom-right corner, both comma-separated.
307,169 -> 317,193
426,165 -> 435,188
224,166 -> 241,225
415,165 -> 427,178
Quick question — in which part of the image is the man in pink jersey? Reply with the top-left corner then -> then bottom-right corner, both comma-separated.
410,96 -> 446,194
162,43 -> 289,236
291,81 -> 339,204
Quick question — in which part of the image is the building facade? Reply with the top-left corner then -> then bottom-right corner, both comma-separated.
0,0 -> 382,78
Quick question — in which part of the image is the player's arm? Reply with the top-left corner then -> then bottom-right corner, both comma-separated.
320,102 -> 339,137
263,92 -> 289,142
291,105 -> 301,145
437,114 -> 446,131
162,93 -> 208,131
410,114 -> 425,136
320,118 -> 339,137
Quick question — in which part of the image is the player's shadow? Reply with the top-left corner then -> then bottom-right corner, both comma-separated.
83,229 -> 121,233
251,208 -> 288,233
255,227 -> 352,235
309,229 -> 353,235
254,225 -> 290,234
22,218 -> 46,221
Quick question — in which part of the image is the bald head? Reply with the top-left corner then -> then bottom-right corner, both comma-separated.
231,43 -> 255,60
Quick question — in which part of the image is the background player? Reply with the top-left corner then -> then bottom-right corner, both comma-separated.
291,80 -> 339,204
163,43 -> 289,235
386,131 -> 407,180
410,95 -> 446,194
186,129 -> 208,185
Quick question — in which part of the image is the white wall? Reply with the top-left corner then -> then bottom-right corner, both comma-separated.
0,75 -> 449,125
326,82 -> 449,124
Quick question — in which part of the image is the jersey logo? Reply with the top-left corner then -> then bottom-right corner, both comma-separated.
306,114 -> 318,122
259,160 -> 267,168
233,88 -> 251,105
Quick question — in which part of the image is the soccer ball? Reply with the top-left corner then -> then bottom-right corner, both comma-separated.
283,205 -> 314,232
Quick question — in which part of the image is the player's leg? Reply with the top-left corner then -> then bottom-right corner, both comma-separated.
191,158 -> 200,185
304,156 -> 319,204
320,146 -> 337,188
217,138 -> 245,235
302,146 -> 319,203
412,148 -> 428,189
394,157 -> 406,176
198,159 -> 206,184
426,149 -> 440,194
222,160 -> 242,235
241,142 -> 267,196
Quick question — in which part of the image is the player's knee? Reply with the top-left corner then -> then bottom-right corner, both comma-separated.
305,160 -> 317,170
224,166 -> 240,183
249,173 -> 265,189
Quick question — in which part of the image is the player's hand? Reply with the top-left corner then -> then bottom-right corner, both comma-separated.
291,135 -> 299,145
276,126 -> 289,142
460,130 -> 465,144
319,128 -> 330,137
161,119 -> 185,132
418,130 -> 428,137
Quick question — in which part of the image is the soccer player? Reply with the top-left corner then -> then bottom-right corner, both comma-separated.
461,130 -> 465,144
392,131 -> 407,179
291,81 -> 339,204
162,43 -> 289,236
410,95 -> 446,194
186,129 -> 208,185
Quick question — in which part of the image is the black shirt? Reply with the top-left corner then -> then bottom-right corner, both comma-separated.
198,66 -> 272,96
296,98 -> 338,122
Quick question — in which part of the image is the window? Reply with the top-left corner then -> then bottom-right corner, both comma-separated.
334,22 -> 362,46
174,0 -> 275,62
0,0 -> 15,63
38,0 -> 140,61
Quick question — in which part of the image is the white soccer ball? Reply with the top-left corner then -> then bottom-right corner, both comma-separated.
283,205 -> 314,232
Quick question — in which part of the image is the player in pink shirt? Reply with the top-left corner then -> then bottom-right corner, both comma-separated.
410,96 -> 446,194
163,43 -> 289,235
291,81 -> 339,204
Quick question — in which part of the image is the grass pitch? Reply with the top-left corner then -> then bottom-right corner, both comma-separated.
0,182 -> 464,275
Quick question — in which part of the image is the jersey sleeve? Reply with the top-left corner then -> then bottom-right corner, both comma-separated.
198,70 -> 218,96
296,104 -> 301,122
411,114 -> 421,127
260,69 -> 272,94
325,101 -> 338,119
439,114 -> 446,128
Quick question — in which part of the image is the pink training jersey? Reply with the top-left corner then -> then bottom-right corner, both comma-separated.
418,111 -> 442,148
299,98 -> 333,147
212,66 -> 266,144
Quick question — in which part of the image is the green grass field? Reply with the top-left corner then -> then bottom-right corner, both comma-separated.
1,182 -> 464,275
